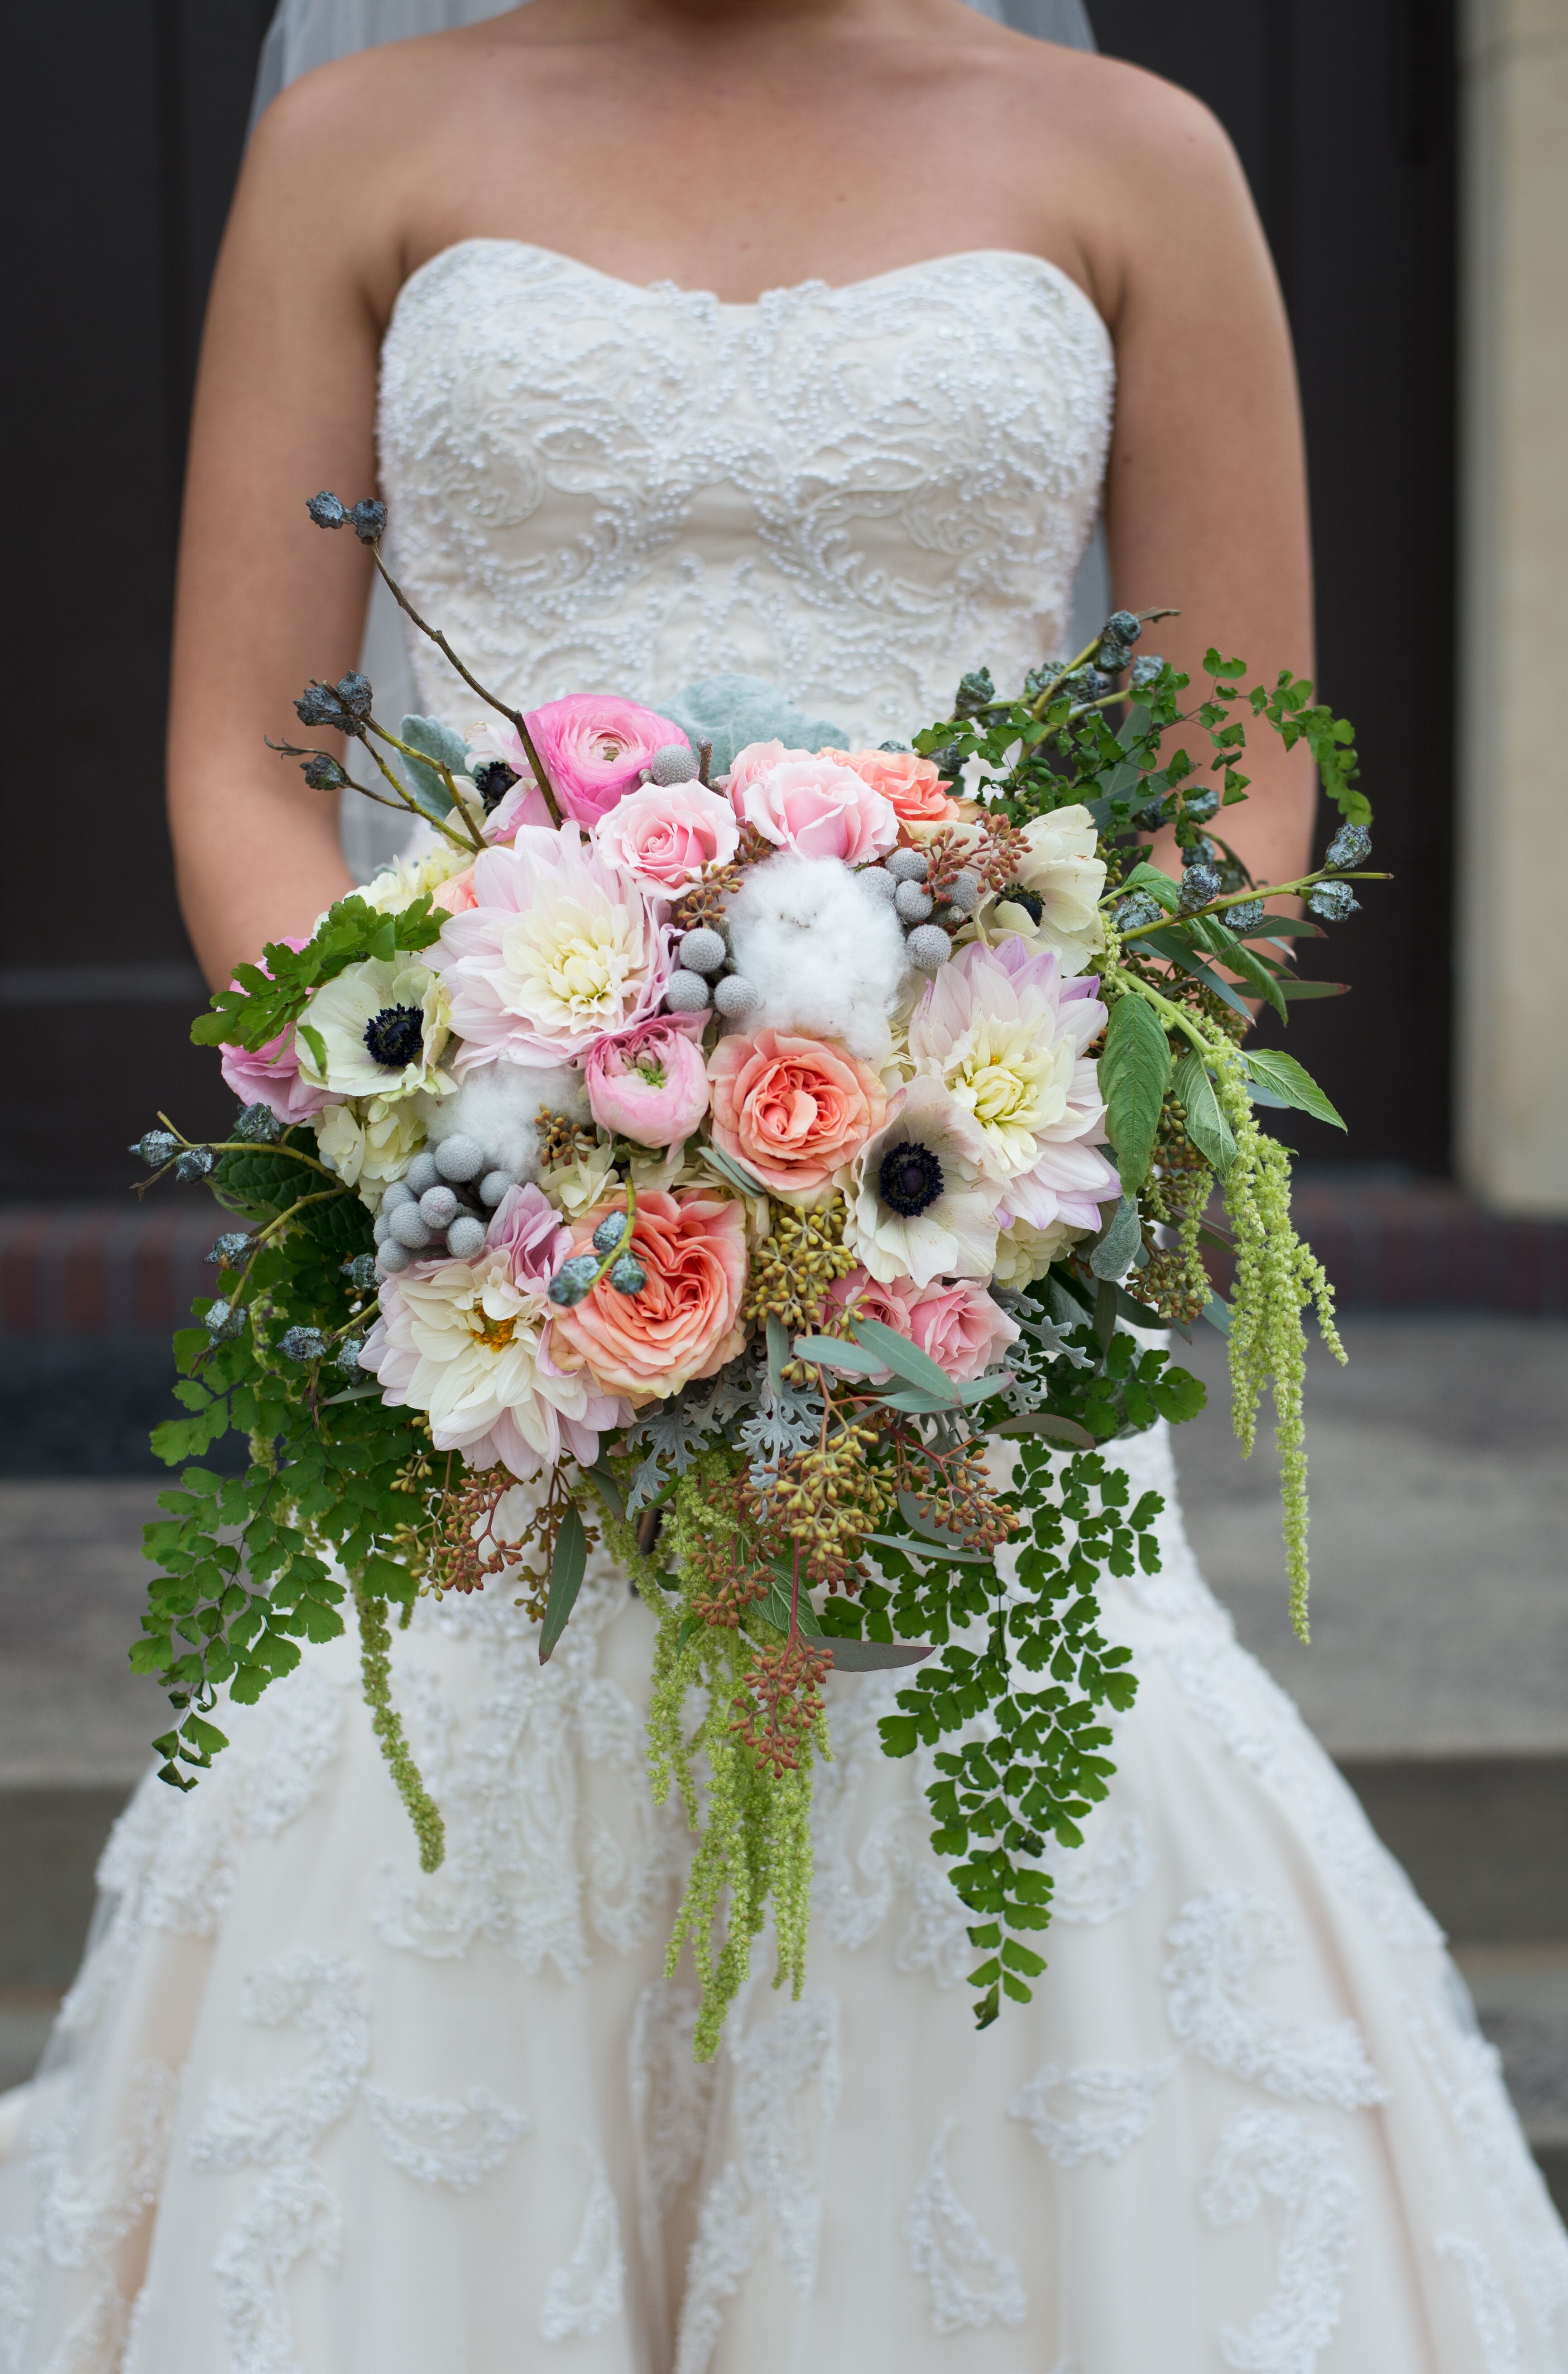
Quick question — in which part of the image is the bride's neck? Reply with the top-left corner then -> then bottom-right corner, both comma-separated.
498,0 -> 978,52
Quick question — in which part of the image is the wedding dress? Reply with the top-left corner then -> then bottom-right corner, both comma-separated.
3,240 -> 1563,2374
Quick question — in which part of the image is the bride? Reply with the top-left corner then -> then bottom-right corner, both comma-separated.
4,0 -> 1564,2367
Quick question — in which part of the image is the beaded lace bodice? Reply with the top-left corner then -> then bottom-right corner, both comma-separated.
377,240 -> 1115,743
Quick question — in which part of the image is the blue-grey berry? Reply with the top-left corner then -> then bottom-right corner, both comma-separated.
419,1185 -> 458,1230
548,1254 -> 601,1308
1108,609 -> 1142,644
712,973 -> 760,1018
295,681 -> 352,732
478,1169 -> 512,1207
341,1253 -> 379,1291
175,1147 -> 216,1183
336,672 -> 373,719
445,1214 -> 487,1261
648,742 -> 699,786
130,1129 -> 178,1167
1095,639 -> 1130,676
335,1337 -> 366,1375
1114,892 -> 1162,932
887,848 -> 929,882
905,924 -> 952,972
877,740 -> 910,753
233,1102 -> 283,1143
1308,880 -> 1361,922
1182,787 -> 1219,823
1179,865 -> 1223,912
592,1212 -> 629,1255
679,927 -> 727,975
1225,899 -> 1266,937
405,1150 -> 440,1194
665,969 -> 710,1014
1130,655 -> 1163,689
432,1133 -> 484,1183
207,1231 -> 251,1266
896,878 -> 934,923
350,498 -> 388,544
205,1297 -> 245,1340
303,754 -> 348,791
953,667 -> 995,718
1324,822 -> 1371,869
609,1253 -> 647,1296
280,1326 -> 329,1363
307,490 -> 347,530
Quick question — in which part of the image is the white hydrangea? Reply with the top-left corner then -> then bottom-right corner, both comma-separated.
314,1097 -> 426,1213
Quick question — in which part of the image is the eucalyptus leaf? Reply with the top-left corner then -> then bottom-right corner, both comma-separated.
990,1411 -> 1097,1448
852,1318 -> 956,1402
1201,1289 -> 1233,1336
700,1145 -> 768,1198
1172,1052 -> 1237,1176
538,1507 -> 586,1664
793,1335 -> 887,1377
896,1490 -> 975,1549
829,1639 -> 935,1670
1098,995 -> 1170,1192
861,1533 -> 995,1566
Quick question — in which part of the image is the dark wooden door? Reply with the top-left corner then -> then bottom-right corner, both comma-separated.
1,0 -> 1456,1196
1090,1 -> 1458,1173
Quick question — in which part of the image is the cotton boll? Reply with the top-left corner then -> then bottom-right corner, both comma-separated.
725,851 -> 909,1065
417,1060 -> 590,1188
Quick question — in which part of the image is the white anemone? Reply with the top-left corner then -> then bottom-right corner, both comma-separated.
844,1074 -> 1001,1288
296,957 -> 453,1103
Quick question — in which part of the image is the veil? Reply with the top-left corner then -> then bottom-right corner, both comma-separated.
246,0 -> 1105,872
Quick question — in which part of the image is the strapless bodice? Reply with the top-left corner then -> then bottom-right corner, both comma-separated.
376,240 -> 1114,743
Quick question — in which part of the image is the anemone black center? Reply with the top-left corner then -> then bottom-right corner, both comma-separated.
473,759 -> 520,814
363,1004 -> 425,1068
878,1140 -> 944,1218
1002,886 -> 1044,926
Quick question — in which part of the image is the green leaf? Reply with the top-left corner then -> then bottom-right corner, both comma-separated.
1098,994 -> 1170,1192
1089,1193 -> 1142,1281
1136,929 -> 1255,1025
1201,1289 -> 1232,1336
851,1318 -> 956,1402
700,1144 -> 767,1199
395,713 -> 466,819
1117,862 -> 1180,911
297,1022 -> 328,1078
1172,1052 -> 1237,1176
1276,977 -> 1349,1001
538,1507 -> 586,1664
792,1335 -> 887,1377
861,1532 -> 995,1567
989,1412 -> 1097,1448
758,1571 -> 826,1637
829,1639 -> 935,1670
1243,1049 -> 1346,1130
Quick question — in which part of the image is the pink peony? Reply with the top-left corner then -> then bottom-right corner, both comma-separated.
836,749 -> 962,835
708,1028 -> 887,1201
730,749 -> 898,866
357,1183 -> 628,1478
432,828 -> 672,1069
220,939 -> 334,1123
592,780 -> 738,894
524,697 -> 692,830
584,1012 -> 710,1148
906,1279 -> 1020,1384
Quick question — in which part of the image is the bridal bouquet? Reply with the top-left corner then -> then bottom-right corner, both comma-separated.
131,493 -> 1376,2050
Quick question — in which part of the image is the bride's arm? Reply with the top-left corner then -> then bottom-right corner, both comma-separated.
168,74 -> 400,990
1086,69 -> 1319,896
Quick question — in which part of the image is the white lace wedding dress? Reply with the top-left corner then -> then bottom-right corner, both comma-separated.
3,241 -> 1563,2374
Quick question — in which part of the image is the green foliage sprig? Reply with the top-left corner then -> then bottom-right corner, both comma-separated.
191,892 -> 442,1054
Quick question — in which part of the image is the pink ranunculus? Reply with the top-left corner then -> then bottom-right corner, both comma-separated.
523,697 -> 692,830
837,749 -> 963,835
584,1012 -> 710,1148
736,753 -> 899,866
219,938 -> 334,1123
707,1028 -> 887,1201
592,780 -> 739,895
431,866 -> 478,915
905,1279 -> 1021,1385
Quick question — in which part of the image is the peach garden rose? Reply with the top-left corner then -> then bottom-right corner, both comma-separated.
707,1028 -> 888,1201
549,1188 -> 747,1400
836,748 -> 962,834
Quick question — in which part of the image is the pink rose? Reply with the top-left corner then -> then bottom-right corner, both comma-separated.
734,753 -> 898,866
837,749 -> 962,835
823,1266 -> 916,1375
905,1279 -> 1020,1384
708,1028 -> 887,1200
524,696 -> 691,830
431,867 -> 477,914
725,740 -> 806,806
592,781 -> 739,894
584,1013 -> 710,1148
219,939 -> 333,1123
